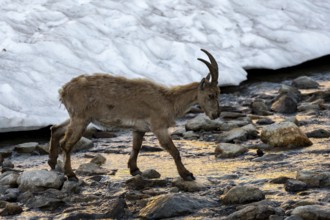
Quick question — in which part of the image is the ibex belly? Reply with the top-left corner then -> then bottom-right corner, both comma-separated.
92,118 -> 151,132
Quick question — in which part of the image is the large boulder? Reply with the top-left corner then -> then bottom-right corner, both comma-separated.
224,205 -> 277,220
221,186 -> 265,204
17,170 -> 65,191
260,122 -> 312,148
139,193 -> 216,219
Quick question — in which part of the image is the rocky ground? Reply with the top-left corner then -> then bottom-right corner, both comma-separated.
1,71 -> 330,219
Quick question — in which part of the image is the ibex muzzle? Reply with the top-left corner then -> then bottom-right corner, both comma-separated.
48,49 -> 220,181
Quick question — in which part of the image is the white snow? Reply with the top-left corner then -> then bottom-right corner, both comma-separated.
0,0 -> 330,132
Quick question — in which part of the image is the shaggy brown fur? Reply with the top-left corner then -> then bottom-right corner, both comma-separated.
49,49 -> 220,181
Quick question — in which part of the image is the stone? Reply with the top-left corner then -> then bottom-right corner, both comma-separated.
284,179 -> 307,192
306,128 -> 330,138
291,205 -> 330,220
139,193 -> 216,219
183,131 -> 200,139
0,202 -> 23,216
14,142 -> 39,154
1,188 -> 20,202
221,186 -> 265,204
185,114 -> 224,131
26,195 -> 65,210
269,176 -> 291,184
76,163 -> 108,176
61,180 -> 82,194
278,84 -> 302,103
256,117 -> 274,125
221,111 -> 246,118
271,95 -> 297,114
17,170 -> 65,191
216,124 -> 258,143
141,169 -> 161,179
292,76 -> 320,89
172,178 -> 210,192
72,137 -> 94,152
253,153 -> 286,162
90,154 -> 106,165
215,143 -> 248,158
2,159 -> 14,169
260,122 -> 312,148
284,216 -> 303,220
296,170 -> 330,187
0,171 -> 19,187
125,175 -> 168,190
298,99 -> 325,112
251,100 -> 271,115
224,205 -> 277,220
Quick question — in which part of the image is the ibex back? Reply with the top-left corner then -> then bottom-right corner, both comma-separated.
49,49 -> 220,181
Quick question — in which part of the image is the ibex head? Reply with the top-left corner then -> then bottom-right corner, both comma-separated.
197,49 -> 220,120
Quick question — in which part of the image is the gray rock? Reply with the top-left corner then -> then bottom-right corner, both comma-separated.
90,154 -> 106,165
17,170 -> 65,191
278,84 -> 302,103
141,169 -> 161,179
1,188 -> 20,202
251,100 -> 271,115
26,195 -> 65,210
284,216 -> 303,220
296,170 -> 330,187
260,122 -> 312,148
291,205 -> 330,220
2,159 -> 14,169
271,95 -> 297,114
61,180 -> 82,194
269,215 -> 285,220
14,142 -> 39,154
0,201 -> 23,216
292,76 -> 320,89
284,179 -> 307,192
0,171 -> 19,187
185,114 -> 224,131
256,117 -> 274,125
216,124 -> 258,143
183,131 -> 200,139
298,99 -> 325,112
224,205 -> 277,220
222,186 -> 265,204
126,175 -> 168,190
72,137 -> 94,152
139,193 -> 216,219
306,128 -> 330,138
215,143 -> 248,158
253,153 -> 286,162
270,176 -> 291,184
76,163 -> 108,176
172,177 -> 210,192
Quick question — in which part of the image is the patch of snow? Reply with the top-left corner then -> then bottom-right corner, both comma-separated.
0,0 -> 330,132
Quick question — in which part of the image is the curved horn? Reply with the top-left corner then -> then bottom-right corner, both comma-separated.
198,49 -> 219,85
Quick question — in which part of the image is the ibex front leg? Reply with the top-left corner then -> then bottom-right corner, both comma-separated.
60,118 -> 88,181
128,131 -> 145,176
48,119 -> 70,170
153,128 -> 195,181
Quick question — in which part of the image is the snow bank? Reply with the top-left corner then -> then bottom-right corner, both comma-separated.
0,0 -> 330,132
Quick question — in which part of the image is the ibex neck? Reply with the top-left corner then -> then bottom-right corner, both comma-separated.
169,82 -> 199,117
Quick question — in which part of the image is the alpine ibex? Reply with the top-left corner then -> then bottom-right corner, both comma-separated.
49,49 -> 220,181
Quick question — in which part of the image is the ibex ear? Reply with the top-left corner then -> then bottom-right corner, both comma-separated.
199,78 -> 207,90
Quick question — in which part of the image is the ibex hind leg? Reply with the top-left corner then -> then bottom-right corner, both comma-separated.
48,119 -> 70,170
128,131 -> 145,176
60,119 -> 88,181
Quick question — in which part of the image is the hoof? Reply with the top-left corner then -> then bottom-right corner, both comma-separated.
182,173 -> 196,181
67,174 -> 79,182
48,159 -> 56,170
130,169 -> 142,176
